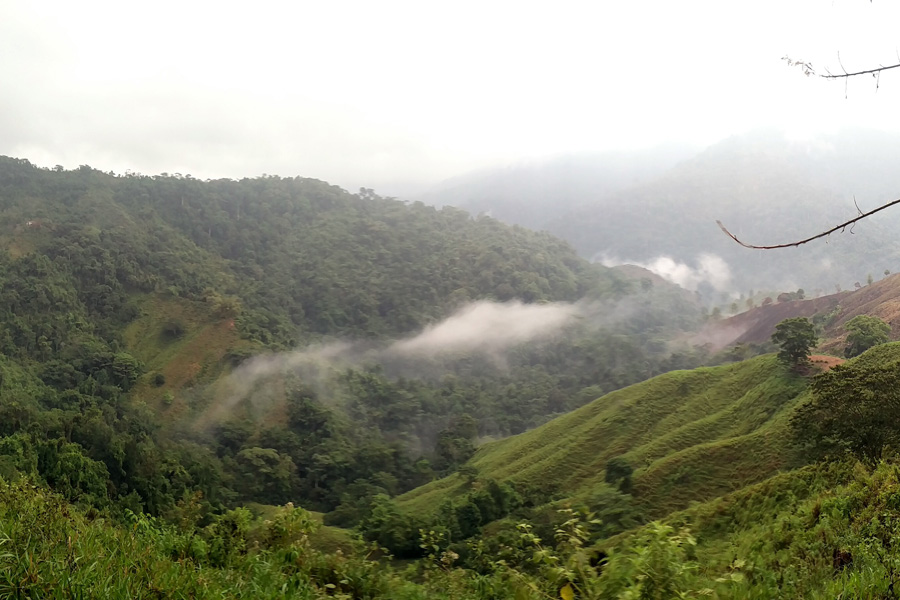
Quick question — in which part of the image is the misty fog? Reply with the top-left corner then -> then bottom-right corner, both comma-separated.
198,291 -> 704,429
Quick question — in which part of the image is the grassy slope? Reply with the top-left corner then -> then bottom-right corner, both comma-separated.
398,354 -> 810,518
123,294 -> 252,422
818,272 -> 900,354
582,345 -> 900,596
0,481 -> 398,600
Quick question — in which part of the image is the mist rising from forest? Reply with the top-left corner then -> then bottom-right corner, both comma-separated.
599,253 -> 733,293
388,301 -> 579,357
200,298 -> 658,426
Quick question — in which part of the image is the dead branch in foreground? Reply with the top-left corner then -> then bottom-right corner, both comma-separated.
821,62 -> 900,79
717,197 -> 900,250
783,56 -> 900,80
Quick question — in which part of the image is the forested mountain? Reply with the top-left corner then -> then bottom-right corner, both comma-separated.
0,157 -> 612,346
547,129 -> 900,296
417,129 -> 900,296
0,156 -> 708,524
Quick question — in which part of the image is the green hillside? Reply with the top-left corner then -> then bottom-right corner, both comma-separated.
381,343 -> 900,598
12,153 -> 900,597
399,354 -> 810,518
8,344 -> 900,598
0,479 -> 453,599
0,156 -> 711,525
0,157 -> 614,345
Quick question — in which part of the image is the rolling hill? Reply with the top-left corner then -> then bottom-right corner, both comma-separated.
397,353 -> 812,519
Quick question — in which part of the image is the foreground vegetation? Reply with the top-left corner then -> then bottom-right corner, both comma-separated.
7,457 -> 900,599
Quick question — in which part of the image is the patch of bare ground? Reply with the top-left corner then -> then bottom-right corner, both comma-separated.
808,355 -> 845,372
696,273 -> 900,353
691,293 -> 847,350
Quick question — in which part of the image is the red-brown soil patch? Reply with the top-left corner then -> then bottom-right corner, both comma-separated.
691,293 -> 847,350
696,273 -> 900,353
808,355 -> 845,372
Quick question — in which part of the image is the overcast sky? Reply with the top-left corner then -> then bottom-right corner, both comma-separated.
3,1 -> 900,194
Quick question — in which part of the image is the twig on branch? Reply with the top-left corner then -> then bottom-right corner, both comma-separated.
717,197 -> 900,250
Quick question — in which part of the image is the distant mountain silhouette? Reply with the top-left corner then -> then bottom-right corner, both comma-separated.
417,129 -> 900,296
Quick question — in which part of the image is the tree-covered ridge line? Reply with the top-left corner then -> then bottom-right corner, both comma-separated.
0,155 -> 620,347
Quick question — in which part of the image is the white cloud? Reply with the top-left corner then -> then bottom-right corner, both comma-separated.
389,300 -> 578,357
602,253 -> 732,292
197,299 -> 581,425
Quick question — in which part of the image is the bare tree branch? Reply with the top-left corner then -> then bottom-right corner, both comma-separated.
822,62 -> 900,79
782,56 -> 900,80
717,197 -> 900,250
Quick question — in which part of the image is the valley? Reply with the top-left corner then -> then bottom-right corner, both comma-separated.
1,152 -> 900,598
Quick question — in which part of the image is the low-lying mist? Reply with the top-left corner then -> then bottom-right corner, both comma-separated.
198,294 -> 707,431
200,300 -> 584,425
389,300 -> 579,357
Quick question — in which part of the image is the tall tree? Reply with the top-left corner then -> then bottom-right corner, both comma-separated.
844,315 -> 891,358
771,317 -> 817,369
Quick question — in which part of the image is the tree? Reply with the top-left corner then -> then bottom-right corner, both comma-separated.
358,494 -> 422,557
793,360 -> 900,462
844,315 -> 891,358
233,447 -> 298,504
771,317 -> 817,368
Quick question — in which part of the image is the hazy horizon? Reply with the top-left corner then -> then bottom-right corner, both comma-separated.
4,1 -> 900,195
